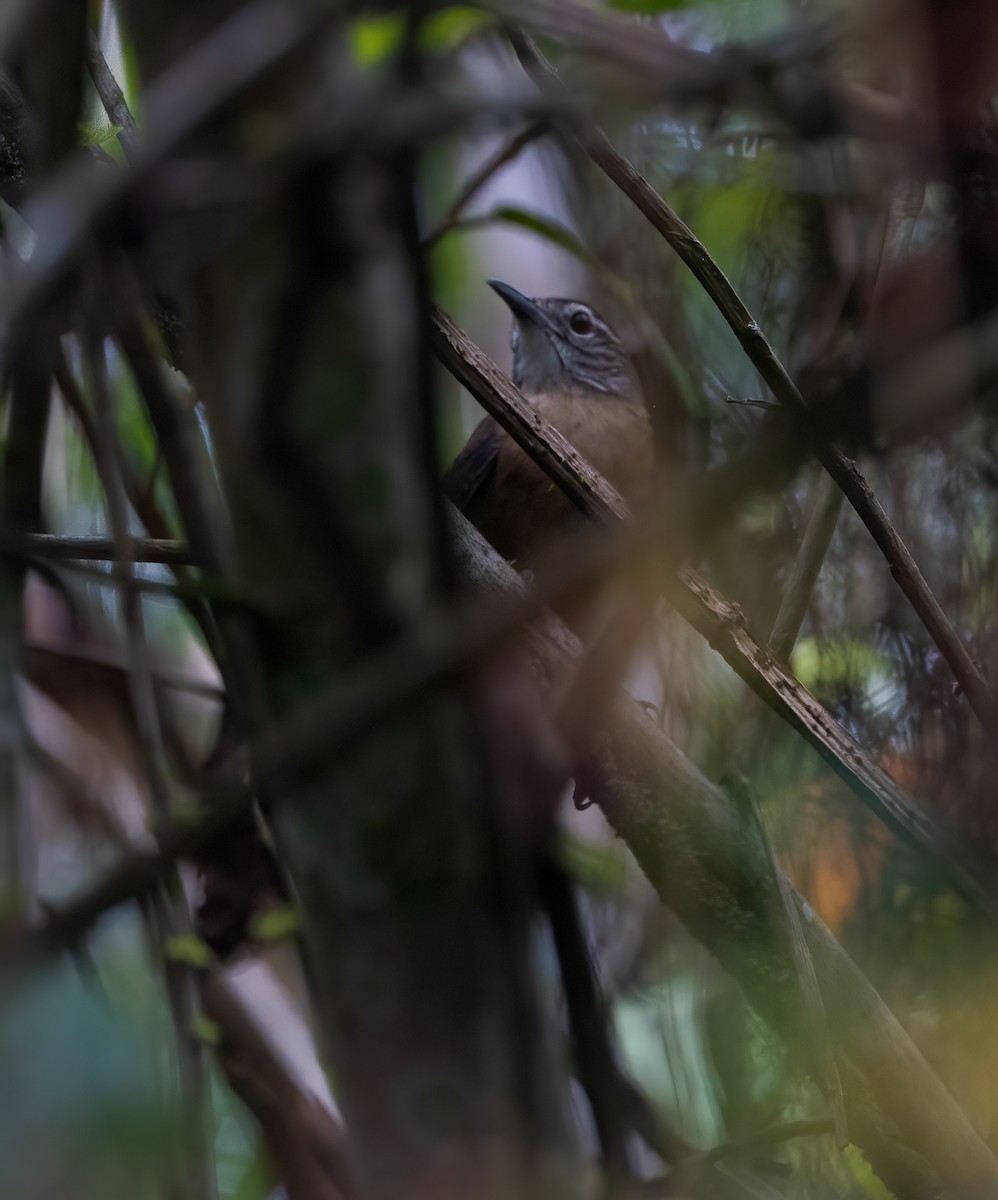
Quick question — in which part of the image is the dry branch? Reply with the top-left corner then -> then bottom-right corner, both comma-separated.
0,531 -> 196,564
769,467 -> 844,660
84,29 -> 139,159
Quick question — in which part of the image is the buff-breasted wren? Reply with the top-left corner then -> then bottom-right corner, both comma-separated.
444,279 -> 654,588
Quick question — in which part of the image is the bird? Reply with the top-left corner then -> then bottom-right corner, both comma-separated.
443,279 -> 655,599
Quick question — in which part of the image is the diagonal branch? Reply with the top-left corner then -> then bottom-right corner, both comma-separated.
508,30 -> 998,734
85,29 -> 139,160
430,307 -> 998,920
425,121 -> 547,248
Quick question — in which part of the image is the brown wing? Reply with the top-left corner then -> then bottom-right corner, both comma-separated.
441,415 -> 503,513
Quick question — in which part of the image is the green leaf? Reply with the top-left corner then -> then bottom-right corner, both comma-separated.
844,1145 -> 898,1200
78,120 -> 124,160
350,8 -> 491,68
191,1015 -> 222,1046
350,13 -> 403,66
420,7 -> 492,51
791,637 -> 892,692
249,905 -> 302,943
164,934 -> 215,969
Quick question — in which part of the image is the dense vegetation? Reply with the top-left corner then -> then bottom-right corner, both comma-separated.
1,2 -> 997,1198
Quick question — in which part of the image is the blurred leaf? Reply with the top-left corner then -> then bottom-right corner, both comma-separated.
192,1015 -> 222,1046
350,7 -> 491,68
79,119 -> 122,149
350,13 -> 402,65
420,6 -> 492,50
489,205 -> 600,267
559,834 -> 628,897
844,1144 -> 898,1200
212,1075 -> 270,1200
0,960 -> 183,1200
111,346 -> 158,473
615,987 -> 724,1146
248,904 -> 302,943
792,638 -> 893,692
164,934 -> 215,969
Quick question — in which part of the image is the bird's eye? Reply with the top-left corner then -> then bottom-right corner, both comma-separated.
569,309 -> 593,335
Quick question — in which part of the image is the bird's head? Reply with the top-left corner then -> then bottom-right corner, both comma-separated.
488,279 -> 640,401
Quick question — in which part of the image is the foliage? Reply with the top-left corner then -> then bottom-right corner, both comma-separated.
1,2 -> 997,1199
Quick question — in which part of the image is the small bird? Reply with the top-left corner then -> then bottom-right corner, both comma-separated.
444,279 -> 655,580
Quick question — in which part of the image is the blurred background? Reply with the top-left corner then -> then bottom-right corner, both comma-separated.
1,1 -> 998,1198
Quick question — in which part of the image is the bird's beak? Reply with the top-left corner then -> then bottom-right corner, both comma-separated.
487,279 -> 552,330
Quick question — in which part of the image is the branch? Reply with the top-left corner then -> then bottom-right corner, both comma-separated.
0,531 -> 195,565
85,29 -> 139,160
425,121 -> 547,248
496,3 -> 914,141
582,698 -> 997,1197
430,307 -> 998,920
537,854 -> 635,1175
431,308 -> 626,526
200,970 -> 351,1200
769,467 -> 843,660
706,1118 -> 834,1163
5,1 -> 561,361
509,32 -> 998,734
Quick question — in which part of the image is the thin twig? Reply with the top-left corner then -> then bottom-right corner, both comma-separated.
740,777 -> 847,1146
509,30 -> 998,733
85,29 -> 139,160
87,326 -> 217,1200
705,1118 -> 835,1162
56,345 -> 229,674
425,121 -> 546,248
116,317 -> 230,573
769,467 -> 844,660
5,11 -> 562,357
20,553 -> 206,602
537,853 -> 634,1177
496,3 -> 911,141
25,637 -> 224,700
0,531 -> 195,564
87,334 -> 171,818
